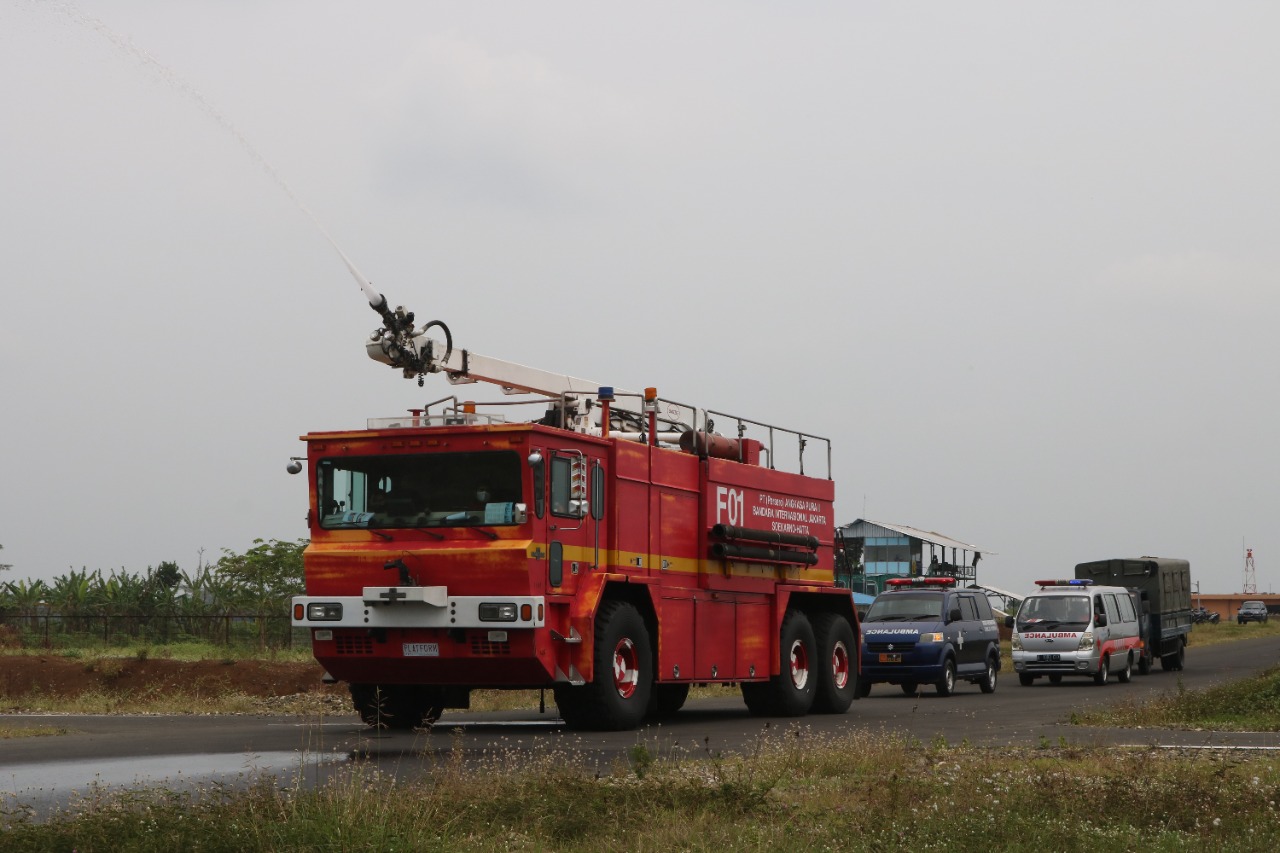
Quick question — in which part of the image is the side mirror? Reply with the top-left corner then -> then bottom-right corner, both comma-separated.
948,607 -> 962,623
1095,613 -> 1108,628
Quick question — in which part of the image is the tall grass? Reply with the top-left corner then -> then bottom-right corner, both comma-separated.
4,729 -> 1279,850
1075,665 -> 1280,731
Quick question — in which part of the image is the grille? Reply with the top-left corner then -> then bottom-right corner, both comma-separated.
867,642 -> 917,653
335,635 -> 375,655
470,639 -> 512,656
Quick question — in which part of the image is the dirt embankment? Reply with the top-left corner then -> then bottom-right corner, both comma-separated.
0,655 -> 344,703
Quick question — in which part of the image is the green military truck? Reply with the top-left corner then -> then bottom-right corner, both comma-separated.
1074,557 -> 1192,673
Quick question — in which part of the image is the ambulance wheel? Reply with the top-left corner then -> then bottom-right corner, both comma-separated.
1018,673 -> 1035,686
935,657 -> 957,696
811,613 -> 857,713
555,600 -> 653,731
646,683 -> 690,720
742,609 -> 817,717
900,682 -> 919,695
1117,653 -> 1133,683
979,656 -> 998,693
1093,655 -> 1110,685
350,684 -> 443,730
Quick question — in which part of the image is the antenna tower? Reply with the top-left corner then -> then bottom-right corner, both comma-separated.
1243,547 -> 1257,595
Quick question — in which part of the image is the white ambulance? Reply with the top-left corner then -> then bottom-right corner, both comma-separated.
1009,579 -> 1142,685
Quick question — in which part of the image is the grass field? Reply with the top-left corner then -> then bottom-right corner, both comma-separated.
4,728 -> 1279,850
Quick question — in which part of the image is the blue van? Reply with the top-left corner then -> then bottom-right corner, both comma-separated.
857,578 -> 1001,696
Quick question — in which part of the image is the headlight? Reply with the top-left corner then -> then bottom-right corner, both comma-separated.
479,602 -> 518,622
1011,633 -> 1022,651
307,603 -> 343,621
1078,631 -> 1094,650
918,632 -> 943,643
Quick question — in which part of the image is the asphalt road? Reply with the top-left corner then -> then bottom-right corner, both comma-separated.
4,634 -> 1280,816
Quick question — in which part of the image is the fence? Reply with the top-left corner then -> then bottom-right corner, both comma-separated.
0,611 -> 306,651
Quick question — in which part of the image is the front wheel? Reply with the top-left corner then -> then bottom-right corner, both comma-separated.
811,613 -> 858,713
350,684 -> 443,730
742,609 -> 817,717
555,600 -> 653,731
1018,673 -> 1035,686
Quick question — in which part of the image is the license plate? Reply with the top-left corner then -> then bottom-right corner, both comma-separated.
403,643 -> 439,657
1037,653 -> 1061,662
878,653 -> 902,663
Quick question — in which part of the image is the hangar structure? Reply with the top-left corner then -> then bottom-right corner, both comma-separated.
835,519 -> 989,597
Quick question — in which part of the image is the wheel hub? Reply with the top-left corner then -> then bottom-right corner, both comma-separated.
789,638 -> 810,690
612,637 -> 640,699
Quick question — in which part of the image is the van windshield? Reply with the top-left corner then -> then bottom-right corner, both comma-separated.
1017,594 -> 1091,630
865,592 -> 943,623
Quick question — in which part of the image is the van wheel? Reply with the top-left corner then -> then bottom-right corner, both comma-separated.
1018,673 -> 1035,686
978,657 -> 998,693
1048,674 -> 1063,684
855,679 -> 872,698
1117,653 -> 1133,683
1093,655 -> 1109,685
900,682 -> 919,695
935,658 -> 956,697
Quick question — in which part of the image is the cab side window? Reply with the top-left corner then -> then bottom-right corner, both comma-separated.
1117,594 -> 1137,623
958,596 -> 979,621
1103,593 -> 1120,621
974,595 -> 994,621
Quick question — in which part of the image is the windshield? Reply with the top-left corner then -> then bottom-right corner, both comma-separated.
318,451 -> 523,530
1017,594 -> 1091,629
864,592 -> 943,622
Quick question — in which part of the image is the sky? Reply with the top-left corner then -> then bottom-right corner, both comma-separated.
1,2 -> 1277,595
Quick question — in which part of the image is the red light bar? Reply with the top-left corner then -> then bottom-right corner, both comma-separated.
886,577 -> 957,588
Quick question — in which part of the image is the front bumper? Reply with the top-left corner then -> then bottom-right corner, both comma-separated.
292,587 -> 546,629
1011,648 -> 1100,675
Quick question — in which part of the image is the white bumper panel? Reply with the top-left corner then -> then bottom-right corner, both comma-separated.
292,588 -> 545,630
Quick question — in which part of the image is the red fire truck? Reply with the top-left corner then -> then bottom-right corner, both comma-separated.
290,289 -> 860,730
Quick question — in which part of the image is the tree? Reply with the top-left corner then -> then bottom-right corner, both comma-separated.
214,538 -> 307,648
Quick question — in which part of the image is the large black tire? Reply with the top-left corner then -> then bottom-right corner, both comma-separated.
811,613 -> 858,714
350,684 -> 444,730
1161,641 -> 1186,671
646,683 -> 690,720
935,657 -> 957,696
1093,655 -> 1110,685
741,610 -> 817,717
1117,653 -> 1133,683
555,600 -> 653,731
1018,673 -> 1035,686
1048,674 -> 1063,684
900,682 -> 919,695
978,655 -> 998,694
855,679 -> 872,698
1137,650 -> 1152,675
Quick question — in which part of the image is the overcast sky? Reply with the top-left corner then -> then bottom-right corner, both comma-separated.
2,2 -> 1277,595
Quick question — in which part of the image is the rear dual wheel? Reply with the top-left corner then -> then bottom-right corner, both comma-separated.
743,610 -> 817,717
812,613 -> 858,713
